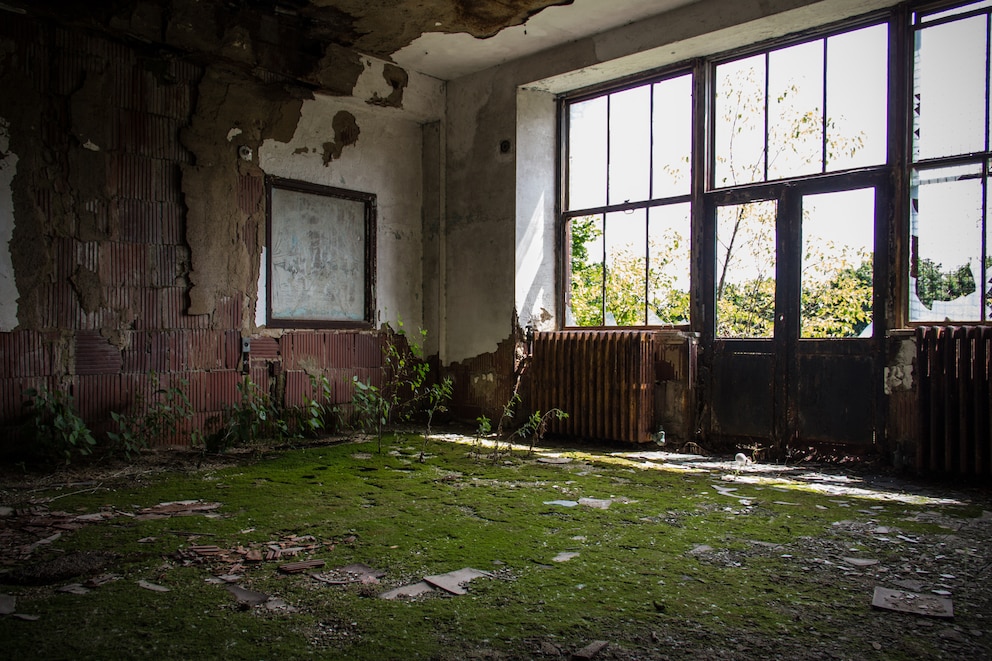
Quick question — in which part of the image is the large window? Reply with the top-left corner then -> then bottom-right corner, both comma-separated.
909,1 -> 992,322
564,72 -> 693,327
562,2 -> 992,332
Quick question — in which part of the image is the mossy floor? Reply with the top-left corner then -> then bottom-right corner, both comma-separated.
1,433 -> 991,660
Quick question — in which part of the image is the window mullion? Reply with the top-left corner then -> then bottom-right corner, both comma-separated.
821,37 -> 829,174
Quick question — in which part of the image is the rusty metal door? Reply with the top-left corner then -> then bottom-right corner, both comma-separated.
703,180 -> 885,451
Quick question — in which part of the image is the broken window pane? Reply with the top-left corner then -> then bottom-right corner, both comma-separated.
567,97 -> 607,211
714,55 -> 766,187
768,40 -> 823,180
567,214 -> 604,326
801,189 -> 875,338
648,203 -> 691,325
826,24 -> 888,171
909,165 -> 984,321
609,85 -> 652,205
652,74 -> 693,198
914,15 -> 988,160
605,209 -> 647,326
716,200 -> 777,338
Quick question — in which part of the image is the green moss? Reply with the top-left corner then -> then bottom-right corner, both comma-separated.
1,436 -> 988,659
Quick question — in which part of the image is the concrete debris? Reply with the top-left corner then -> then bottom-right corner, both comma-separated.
571,640 -> 609,660
380,581 -> 434,600
137,580 -> 170,592
423,568 -> 491,595
225,583 -> 269,605
872,586 -> 954,618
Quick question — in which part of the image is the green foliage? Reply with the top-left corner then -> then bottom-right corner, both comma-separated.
915,257 -> 978,309
21,386 -> 96,465
206,375 -> 287,453
108,373 -> 193,458
473,414 -> 492,455
515,408 -> 568,454
298,373 -> 336,437
351,376 -> 390,454
419,376 -> 453,461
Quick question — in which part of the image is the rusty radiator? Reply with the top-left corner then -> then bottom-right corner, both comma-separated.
916,326 -> 992,475
531,330 -> 655,444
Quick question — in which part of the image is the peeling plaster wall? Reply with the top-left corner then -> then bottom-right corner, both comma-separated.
258,62 -> 444,335
0,117 -> 17,331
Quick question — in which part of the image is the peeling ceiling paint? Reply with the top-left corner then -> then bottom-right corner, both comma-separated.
4,0 -> 700,81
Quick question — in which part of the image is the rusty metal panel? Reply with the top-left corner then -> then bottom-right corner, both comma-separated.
249,336 -> 280,362
796,352 -> 874,445
284,370 -> 310,407
205,370 -> 239,412
708,342 -> 774,442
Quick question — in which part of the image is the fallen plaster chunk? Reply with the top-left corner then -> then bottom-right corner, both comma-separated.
380,581 -> 434,600
553,552 -> 579,563
578,497 -> 612,510
872,586 -> 953,618
137,580 -> 170,593
572,640 -> 609,659
545,500 -> 578,507
57,584 -> 90,595
423,568 -> 491,595
537,457 -> 573,464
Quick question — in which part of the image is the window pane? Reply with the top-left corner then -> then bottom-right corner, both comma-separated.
801,189 -> 875,338
910,165 -> 984,321
715,55 -> 766,187
987,184 -> 992,320
567,97 -> 607,210
826,24 -> 888,170
652,74 -> 693,198
919,1 -> 992,24
716,200 -> 777,338
915,15 -> 988,160
768,40 -> 824,179
648,203 -> 691,325
567,214 -> 604,326
609,86 -> 652,205
605,209 -> 647,325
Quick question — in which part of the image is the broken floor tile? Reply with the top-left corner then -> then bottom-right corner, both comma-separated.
423,568 -> 491,595
871,586 -> 953,618
57,584 -> 90,595
380,581 -> 434,600
545,500 -> 578,507
578,498 -> 612,510
225,584 -> 269,606
137,580 -> 170,593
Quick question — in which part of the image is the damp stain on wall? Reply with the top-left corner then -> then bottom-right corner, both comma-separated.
322,111 -> 361,165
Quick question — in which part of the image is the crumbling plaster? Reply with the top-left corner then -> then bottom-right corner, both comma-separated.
258,61 -> 444,335
443,0 -> 902,365
0,117 -> 17,332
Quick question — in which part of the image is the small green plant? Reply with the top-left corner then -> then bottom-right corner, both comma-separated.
351,376 -> 391,453
419,377 -> 453,461
515,408 -> 568,454
206,375 -> 287,453
298,373 -> 336,436
473,414 -> 491,458
109,373 -> 192,458
491,391 -> 521,463
22,386 -> 96,465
